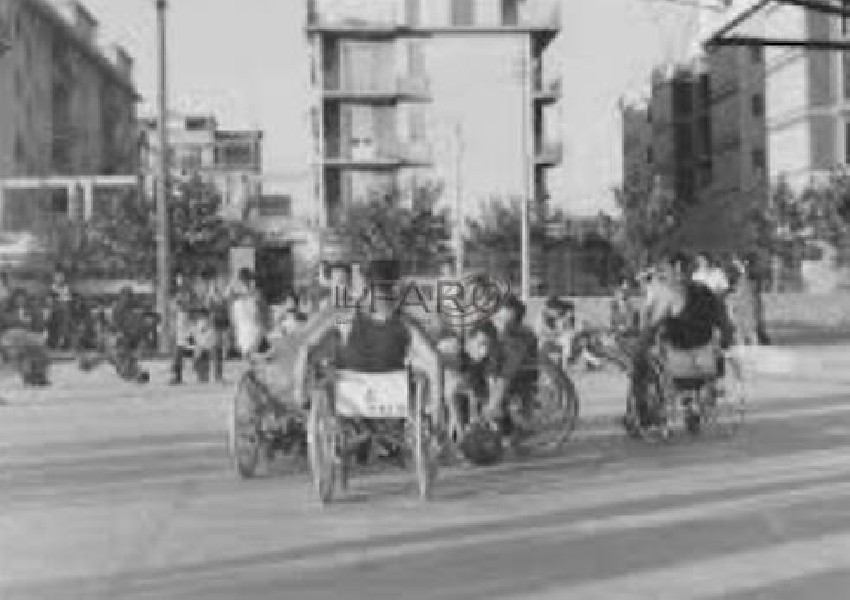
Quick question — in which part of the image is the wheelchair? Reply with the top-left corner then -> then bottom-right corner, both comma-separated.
445,354 -> 580,466
306,362 -> 440,504
625,334 -> 746,441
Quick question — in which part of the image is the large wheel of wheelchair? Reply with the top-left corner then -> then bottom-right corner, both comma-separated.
307,387 -> 337,504
534,359 -> 580,447
231,373 -> 262,478
411,378 -> 437,500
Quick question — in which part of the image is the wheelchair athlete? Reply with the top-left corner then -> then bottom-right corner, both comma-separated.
293,259 -> 443,463
627,252 -> 733,430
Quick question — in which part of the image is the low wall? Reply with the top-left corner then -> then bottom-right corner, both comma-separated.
526,292 -> 850,329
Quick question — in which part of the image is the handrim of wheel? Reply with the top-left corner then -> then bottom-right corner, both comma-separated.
232,377 -> 260,479
413,382 -> 435,500
308,388 -> 336,504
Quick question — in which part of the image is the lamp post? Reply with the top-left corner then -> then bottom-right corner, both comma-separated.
155,0 -> 172,353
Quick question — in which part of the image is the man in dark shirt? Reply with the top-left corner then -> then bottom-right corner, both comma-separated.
339,260 -> 411,373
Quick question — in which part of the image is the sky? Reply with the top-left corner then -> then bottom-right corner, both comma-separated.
81,0 -> 702,215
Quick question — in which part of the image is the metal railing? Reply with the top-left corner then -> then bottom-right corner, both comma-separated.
536,140 -> 563,164
308,0 -> 561,30
533,75 -> 562,97
323,74 -> 430,97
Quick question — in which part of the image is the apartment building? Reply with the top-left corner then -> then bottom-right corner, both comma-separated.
0,0 -> 139,230
621,63 -> 712,204
698,0 -> 850,189
306,0 -> 562,240
140,114 -> 264,215
621,100 -> 653,192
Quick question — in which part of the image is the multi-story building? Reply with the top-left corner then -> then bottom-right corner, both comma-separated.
306,0 -> 562,246
0,0 -> 139,231
620,99 -> 653,192
698,0 -> 850,190
621,63 -> 712,203
139,114 -> 264,215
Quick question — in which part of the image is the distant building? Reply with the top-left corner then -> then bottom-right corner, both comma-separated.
140,114 -> 263,215
697,0 -> 849,191
307,0 -> 563,264
0,0 -> 140,231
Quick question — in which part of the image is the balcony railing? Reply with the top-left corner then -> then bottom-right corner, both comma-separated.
533,76 -> 562,101
325,140 -> 433,166
323,74 -> 431,99
308,0 -> 561,31
535,140 -> 563,166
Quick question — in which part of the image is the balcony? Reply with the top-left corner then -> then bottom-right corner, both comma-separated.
323,75 -> 431,102
533,76 -> 561,104
307,0 -> 561,41
535,140 -> 563,167
324,141 -> 433,169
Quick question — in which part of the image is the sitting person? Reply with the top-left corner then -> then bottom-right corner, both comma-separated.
445,321 -> 498,442
338,261 -> 411,374
481,294 -> 538,435
627,252 -> 730,428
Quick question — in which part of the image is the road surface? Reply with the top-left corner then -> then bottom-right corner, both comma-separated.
2,347 -> 850,599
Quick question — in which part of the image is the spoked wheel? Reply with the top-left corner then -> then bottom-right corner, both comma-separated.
307,387 -> 337,504
231,374 -> 262,478
411,380 -> 437,500
527,359 -> 581,451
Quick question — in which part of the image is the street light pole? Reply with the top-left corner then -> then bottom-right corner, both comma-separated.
454,122 -> 464,279
519,46 -> 532,302
156,0 -> 172,353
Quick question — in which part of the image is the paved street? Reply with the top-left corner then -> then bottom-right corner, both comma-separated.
2,346 -> 850,599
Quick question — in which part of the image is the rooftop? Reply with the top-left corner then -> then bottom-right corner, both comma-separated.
25,0 -> 138,98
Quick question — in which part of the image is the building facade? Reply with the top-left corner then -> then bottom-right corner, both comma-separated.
140,114 -> 263,216
0,0 -> 139,231
306,0 -> 562,244
698,0 -> 850,190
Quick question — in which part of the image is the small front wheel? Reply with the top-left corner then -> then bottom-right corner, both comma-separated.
231,374 -> 261,478
307,387 -> 337,504
412,381 -> 437,500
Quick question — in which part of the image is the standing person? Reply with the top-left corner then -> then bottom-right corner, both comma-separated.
227,268 -> 270,359
0,272 -> 11,308
201,267 -> 228,383
692,252 -> 730,297
50,270 -> 73,349
169,273 -> 199,385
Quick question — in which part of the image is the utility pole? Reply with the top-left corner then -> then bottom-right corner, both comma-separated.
519,46 -> 532,302
454,122 -> 464,279
156,0 -> 172,353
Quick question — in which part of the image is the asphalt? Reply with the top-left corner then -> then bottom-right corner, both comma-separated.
2,344 -> 850,599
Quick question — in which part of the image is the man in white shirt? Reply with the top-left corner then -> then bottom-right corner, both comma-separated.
692,252 -> 729,296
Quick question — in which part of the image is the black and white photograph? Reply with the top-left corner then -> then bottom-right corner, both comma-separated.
1,0 -> 850,598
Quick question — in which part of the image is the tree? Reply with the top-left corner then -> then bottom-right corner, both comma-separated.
43,174 -> 262,282
612,175 -> 681,271
168,175 -> 259,277
46,190 -> 157,280
334,182 -> 452,275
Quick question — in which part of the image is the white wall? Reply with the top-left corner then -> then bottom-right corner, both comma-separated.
425,34 -> 528,219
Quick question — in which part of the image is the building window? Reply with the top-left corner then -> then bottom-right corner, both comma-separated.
843,53 -> 850,100
750,46 -> 762,63
450,0 -> 474,26
699,74 -> 710,105
646,146 -> 653,164
751,93 -> 764,117
752,147 -> 766,170
673,79 -> 693,116
843,0 -> 850,35
845,122 -> 850,164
